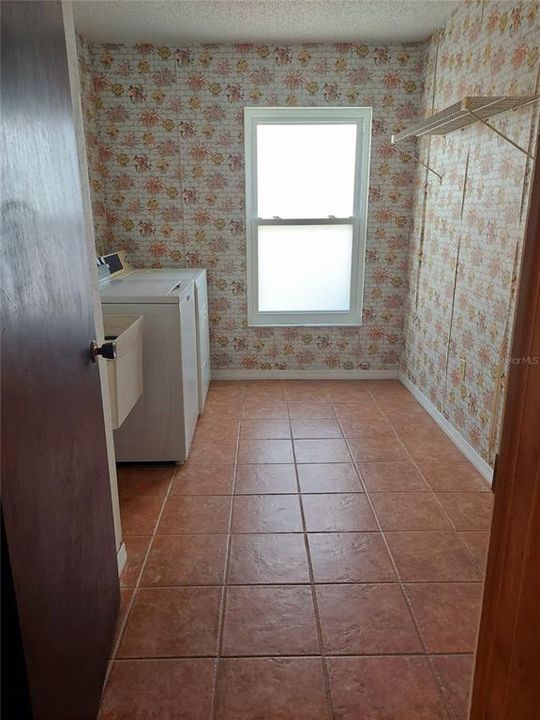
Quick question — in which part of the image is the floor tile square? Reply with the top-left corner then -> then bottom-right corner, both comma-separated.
385,531 -> 481,581
141,535 -> 228,586
120,496 -> 164,536
418,462 -> 490,492
308,533 -> 396,583
99,659 -> 216,720
171,465 -> 235,495
398,430 -> 466,462
291,419 -> 342,439
358,462 -> 428,491
327,656 -> 448,720
436,493 -> 493,531
404,582 -> 483,653
243,382 -> 285,400
241,400 -> 289,420
430,654 -> 474,720
294,439 -> 351,463
347,435 -> 408,462
332,401 -> 383,422
326,385 -> 372,403
157,496 -> 231,534
369,492 -> 453,531
238,439 -> 294,464
288,402 -> 335,418
228,533 -> 310,584
117,464 -> 174,500
197,401 -> 241,418
284,387 -> 331,402
340,417 -> 392,438
386,413 -> 435,431
240,420 -> 291,439
118,587 -> 222,657
215,657 -> 330,720
222,586 -> 319,656
193,425 -> 238,444
302,493 -> 377,532
316,584 -> 422,654
187,441 -> 237,466
190,437 -> 237,455
235,464 -> 297,494
297,463 -> 362,493
232,495 -> 303,532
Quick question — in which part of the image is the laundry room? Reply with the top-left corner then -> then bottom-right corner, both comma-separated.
2,1 -> 539,719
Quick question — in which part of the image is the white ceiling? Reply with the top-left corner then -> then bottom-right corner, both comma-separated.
73,0 -> 461,45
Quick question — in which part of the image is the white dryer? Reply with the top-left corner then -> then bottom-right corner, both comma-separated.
100,269 -> 199,463
127,268 -> 210,413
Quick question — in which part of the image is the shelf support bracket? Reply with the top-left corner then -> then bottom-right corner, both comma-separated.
465,109 -> 536,160
391,137 -> 443,182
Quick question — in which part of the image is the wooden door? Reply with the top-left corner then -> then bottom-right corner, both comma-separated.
1,2 -> 119,718
469,136 -> 540,719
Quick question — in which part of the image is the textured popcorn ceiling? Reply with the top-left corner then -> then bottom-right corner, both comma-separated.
73,0 -> 460,44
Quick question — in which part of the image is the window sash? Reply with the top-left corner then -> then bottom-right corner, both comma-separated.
244,107 -> 371,327
255,218 -> 353,224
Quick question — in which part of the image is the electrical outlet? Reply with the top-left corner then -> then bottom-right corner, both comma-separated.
460,358 -> 467,382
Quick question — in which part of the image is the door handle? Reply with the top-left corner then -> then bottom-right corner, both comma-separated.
90,340 -> 116,362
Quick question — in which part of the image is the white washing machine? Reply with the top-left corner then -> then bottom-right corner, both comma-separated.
100,261 -> 199,463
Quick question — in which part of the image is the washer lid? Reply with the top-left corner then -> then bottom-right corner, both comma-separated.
100,276 -> 186,303
128,268 -> 205,281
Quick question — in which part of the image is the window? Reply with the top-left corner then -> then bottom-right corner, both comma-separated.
244,107 -> 371,327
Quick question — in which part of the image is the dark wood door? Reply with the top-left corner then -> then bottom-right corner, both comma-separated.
1,3 -> 119,718
469,135 -> 540,719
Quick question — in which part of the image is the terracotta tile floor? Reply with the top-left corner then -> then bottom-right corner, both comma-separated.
101,380 -> 493,720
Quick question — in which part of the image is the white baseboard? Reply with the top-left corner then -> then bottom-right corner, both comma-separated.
398,372 -> 493,483
116,541 -> 127,576
212,368 -> 399,380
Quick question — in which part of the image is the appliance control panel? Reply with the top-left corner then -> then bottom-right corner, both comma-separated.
97,251 -> 131,279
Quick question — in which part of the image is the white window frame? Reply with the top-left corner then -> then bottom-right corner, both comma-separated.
244,106 -> 372,327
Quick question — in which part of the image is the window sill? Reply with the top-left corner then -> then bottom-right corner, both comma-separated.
248,317 -> 363,328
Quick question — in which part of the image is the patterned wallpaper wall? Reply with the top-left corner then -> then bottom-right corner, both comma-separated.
76,37 -> 425,372
77,1 -> 538,464
400,0 -> 540,465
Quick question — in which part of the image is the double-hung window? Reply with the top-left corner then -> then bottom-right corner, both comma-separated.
244,107 -> 371,326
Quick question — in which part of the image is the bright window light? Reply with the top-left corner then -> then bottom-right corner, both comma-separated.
257,124 -> 357,218
258,224 -> 353,312
244,107 -> 371,327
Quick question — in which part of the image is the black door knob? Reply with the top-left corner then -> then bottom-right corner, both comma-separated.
90,340 -> 116,362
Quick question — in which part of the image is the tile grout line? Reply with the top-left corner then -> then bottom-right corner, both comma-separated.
289,389 -> 337,720
110,648 -> 472,663
108,650 -> 474,660
112,579 -> 482,587
210,385 -> 245,720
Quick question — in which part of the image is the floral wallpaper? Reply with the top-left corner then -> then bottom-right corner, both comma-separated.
401,0 -> 540,465
76,36 -> 425,372
77,1 -> 538,464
